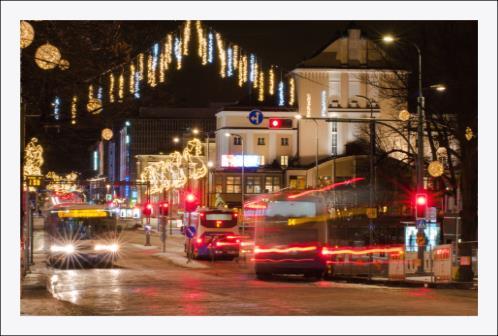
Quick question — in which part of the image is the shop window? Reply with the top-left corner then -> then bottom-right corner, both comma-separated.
215,175 -> 223,193
246,176 -> 261,194
265,176 -> 281,193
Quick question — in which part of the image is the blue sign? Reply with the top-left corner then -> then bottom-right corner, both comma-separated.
185,225 -> 196,239
248,109 -> 263,125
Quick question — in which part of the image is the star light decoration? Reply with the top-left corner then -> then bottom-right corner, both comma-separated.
140,139 -> 207,194
428,161 -> 444,178
101,128 -> 113,141
24,137 -> 44,178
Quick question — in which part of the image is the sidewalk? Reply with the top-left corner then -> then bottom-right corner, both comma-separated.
328,274 -> 476,289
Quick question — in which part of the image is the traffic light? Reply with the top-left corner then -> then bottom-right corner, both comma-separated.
142,203 -> 153,217
415,193 -> 428,219
268,118 -> 293,129
185,193 -> 199,213
159,202 -> 169,216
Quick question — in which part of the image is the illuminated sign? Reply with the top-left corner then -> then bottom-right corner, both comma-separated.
58,209 -> 108,218
93,151 -> 98,171
221,155 -> 261,167
405,223 -> 440,252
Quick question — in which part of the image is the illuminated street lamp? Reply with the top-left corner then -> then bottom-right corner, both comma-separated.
192,128 -> 200,135
173,137 -> 180,144
382,35 -> 396,43
430,83 -> 447,92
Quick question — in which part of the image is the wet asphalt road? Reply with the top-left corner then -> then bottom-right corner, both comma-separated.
36,232 -> 477,316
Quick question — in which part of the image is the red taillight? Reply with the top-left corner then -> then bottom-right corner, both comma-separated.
321,246 -> 330,256
196,238 -> 202,244
234,213 -> 238,217
216,242 -> 220,247
200,212 -> 205,217
236,239 -> 240,244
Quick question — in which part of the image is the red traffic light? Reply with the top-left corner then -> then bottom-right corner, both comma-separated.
142,203 -> 153,217
414,193 -> 428,219
268,118 -> 293,129
185,193 -> 199,213
159,202 -> 169,216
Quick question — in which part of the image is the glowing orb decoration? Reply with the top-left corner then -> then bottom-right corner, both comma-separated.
58,59 -> 70,70
465,127 -> 474,141
398,109 -> 410,121
101,128 -> 113,141
428,161 -> 444,177
87,98 -> 102,114
35,43 -> 61,70
20,21 -> 35,49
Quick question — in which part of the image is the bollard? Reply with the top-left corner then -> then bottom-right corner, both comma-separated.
144,224 -> 151,246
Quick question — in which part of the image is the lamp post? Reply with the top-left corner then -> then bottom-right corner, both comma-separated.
294,114 -> 319,187
225,132 -> 245,235
355,95 -> 376,248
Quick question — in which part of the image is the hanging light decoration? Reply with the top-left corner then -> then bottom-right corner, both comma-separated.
201,34 -> 208,65
101,128 -> 114,141
268,67 -> 275,96
134,71 -> 140,99
165,34 -> 173,67
159,50 -> 166,83
138,53 -> 145,80
118,73 -> 124,100
278,80 -> 285,106
23,138 -> 44,177
258,70 -> 265,102
428,161 -> 444,177
174,36 -> 182,70
20,20 -> 35,49
52,96 -> 60,120
129,63 -> 135,94
70,95 -> 78,125
196,20 -> 203,58
88,84 -> 94,100
35,43 -> 61,70
147,54 -> 154,87
253,62 -> 259,88
215,33 -> 226,78
226,47 -> 233,77
97,86 -> 103,103
306,93 -> 312,117
58,59 -> 70,71
183,20 -> 191,56
321,90 -> 327,117
249,54 -> 256,83
288,77 -> 295,106
465,127 -> 474,141
207,32 -> 214,64
109,73 -> 115,103
87,85 -> 102,114
232,45 -> 239,70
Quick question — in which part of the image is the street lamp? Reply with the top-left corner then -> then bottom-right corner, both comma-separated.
294,114 -> 319,187
382,34 -> 425,193
225,132 -> 245,234
173,137 -> 180,144
192,128 -> 200,135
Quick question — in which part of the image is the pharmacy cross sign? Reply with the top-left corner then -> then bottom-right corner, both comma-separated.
248,109 -> 264,125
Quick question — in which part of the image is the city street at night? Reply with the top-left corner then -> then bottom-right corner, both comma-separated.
21,229 -> 477,316
3,1 -> 497,335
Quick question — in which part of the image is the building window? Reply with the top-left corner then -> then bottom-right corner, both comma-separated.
280,155 -> 288,166
246,176 -> 261,194
226,176 -> 241,193
233,136 -> 242,146
215,175 -> 223,193
265,176 -> 280,193
331,121 -> 338,155
281,137 -> 289,146
289,176 -> 306,190
257,137 -> 265,146
259,155 -> 265,166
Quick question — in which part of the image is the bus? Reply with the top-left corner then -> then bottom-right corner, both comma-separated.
249,192 -> 329,280
45,203 -> 120,268
184,207 -> 240,260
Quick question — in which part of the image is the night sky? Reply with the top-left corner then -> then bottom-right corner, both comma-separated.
21,20 -> 477,178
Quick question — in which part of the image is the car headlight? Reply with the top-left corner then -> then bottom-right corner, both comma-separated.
94,244 -> 119,252
50,244 -> 75,254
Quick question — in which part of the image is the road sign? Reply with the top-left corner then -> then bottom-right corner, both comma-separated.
248,109 -> 263,125
105,194 -> 112,201
366,207 -> 377,219
427,207 -> 437,222
416,219 -> 426,229
185,225 -> 196,239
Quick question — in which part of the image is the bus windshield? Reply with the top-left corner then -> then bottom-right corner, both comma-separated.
54,217 -> 114,240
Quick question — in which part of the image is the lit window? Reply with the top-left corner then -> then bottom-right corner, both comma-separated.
233,137 -> 242,146
215,175 -> 223,193
265,176 -> 280,193
246,176 -> 261,194
226,176 -> 241,193
257,137 -> 265,146
281,137 -> 289,146
280,155 -> 288,166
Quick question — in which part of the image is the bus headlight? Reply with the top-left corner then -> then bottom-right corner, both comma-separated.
94,244 -> 119,252
51,244 -> 75,254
